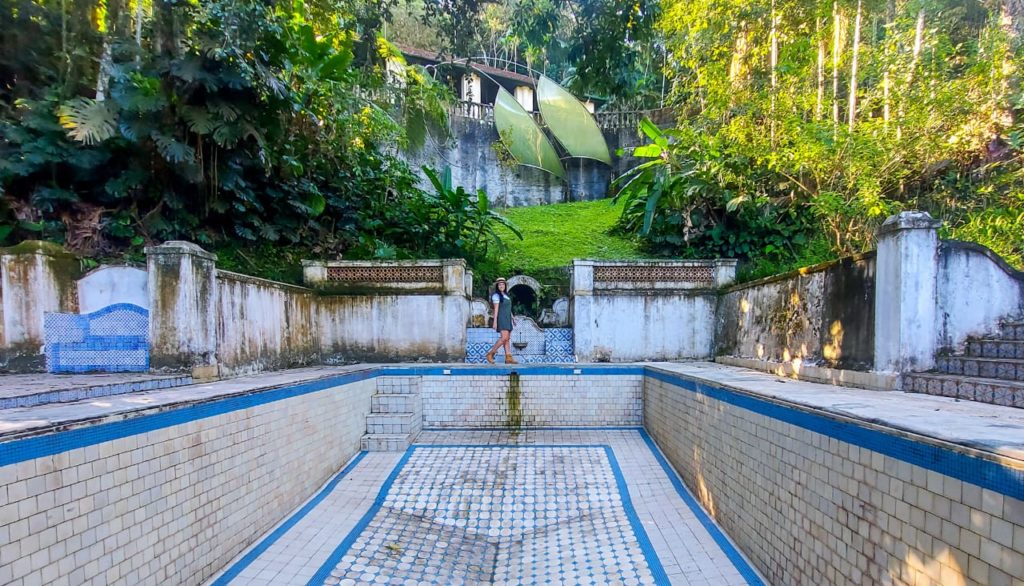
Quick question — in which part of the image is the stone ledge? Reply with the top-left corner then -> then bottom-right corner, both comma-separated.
715,355 -> 900,392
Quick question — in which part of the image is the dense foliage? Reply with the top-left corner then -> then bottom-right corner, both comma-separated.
390,0 -> 664,107
0,0 -> 517,268
613,0 -> 1024,271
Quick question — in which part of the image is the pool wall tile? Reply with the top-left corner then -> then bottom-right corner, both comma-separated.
643,372 -> 1024,586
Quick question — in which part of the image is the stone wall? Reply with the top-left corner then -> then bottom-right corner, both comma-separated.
0,374 -> 375,586
307,260 -> 470,363
215,271 -> 320,376
571,259 -> 737,361
716,253 -> 876,371
416,372 -> 643,427
404,117 -> 650,207
644,369 -> 1024,586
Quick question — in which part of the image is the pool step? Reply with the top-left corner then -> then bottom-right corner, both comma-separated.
965,339 -> 1024,359
935,356 -> 1024,382
366,413 -> 422,435
372,393 -> 419,413
902,373 -> 1024,408
360,434 -> 414,452
361,376 -> 423,452
904,316 -> 1024,408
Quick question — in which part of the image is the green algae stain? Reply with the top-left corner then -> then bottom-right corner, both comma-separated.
506,371 -> 522,430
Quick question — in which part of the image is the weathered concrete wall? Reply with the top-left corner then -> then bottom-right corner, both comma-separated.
404,117 -> 650,207
716,253 -> 876,371
0,241 -> 80,372
308,259 -> 470,362
77,266 -> 148,313
318,295 -> 468,362
572,260 -> 737,361
215,271 -> 320,376
936,240 -> 1024,352
0,375 -> 375,585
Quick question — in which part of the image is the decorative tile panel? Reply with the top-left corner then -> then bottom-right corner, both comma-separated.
594,264 -> 714,284
326,266 -> 443,283
44,303 -> 149,373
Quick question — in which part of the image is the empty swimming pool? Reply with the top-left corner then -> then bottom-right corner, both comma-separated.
2,363 -> 1022,585
207,429 -> 762,585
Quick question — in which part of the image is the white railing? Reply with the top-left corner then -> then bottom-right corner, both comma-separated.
449,100 -> 675,131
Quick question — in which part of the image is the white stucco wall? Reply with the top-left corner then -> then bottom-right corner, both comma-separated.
936,241 -> 1024,351
319,295 -> 469,362
216,271 -> 319,376
77,266 -> 148,313
571,260 -> 735,362
580,295 -> 718,361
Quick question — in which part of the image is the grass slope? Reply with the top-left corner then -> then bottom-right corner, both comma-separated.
483,199 -> 645,285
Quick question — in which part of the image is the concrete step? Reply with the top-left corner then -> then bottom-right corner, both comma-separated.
936,356 -> 1024,382
903,373 -> 1024,408
996,320 -> 1024,341
361,433 -> 416,452
964,339 -> 1024,359
376,378 -> 422,395
372,393 -> 421,414
366,412 -> 421,435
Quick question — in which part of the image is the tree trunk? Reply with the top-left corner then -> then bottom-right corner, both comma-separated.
882,0 -> 895,126
770,0 -> 778,142
832,0 -> 841,129
898,8 -> 925,140
848,0 -> 862,131
817,16 -> 825,120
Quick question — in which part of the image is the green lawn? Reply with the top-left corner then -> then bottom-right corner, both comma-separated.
481,198 -> 646,286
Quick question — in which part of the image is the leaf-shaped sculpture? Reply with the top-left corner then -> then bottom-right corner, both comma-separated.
493,87 -> 565,179
537,75 -> 611,165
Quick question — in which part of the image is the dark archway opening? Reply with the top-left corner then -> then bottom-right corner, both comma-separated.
509,284 -> 538,317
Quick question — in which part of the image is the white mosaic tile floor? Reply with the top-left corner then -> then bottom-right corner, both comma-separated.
206,430 -> 761,586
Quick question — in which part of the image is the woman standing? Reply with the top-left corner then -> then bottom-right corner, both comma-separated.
485,277 -> 518,364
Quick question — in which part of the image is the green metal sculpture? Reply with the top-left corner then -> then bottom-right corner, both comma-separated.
494,88 -> 566,179
536,76 -> 612,165
490,74 -> 610,180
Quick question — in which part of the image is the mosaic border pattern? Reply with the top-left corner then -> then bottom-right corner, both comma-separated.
306,444 -> 671,586
43,303 -> 149,373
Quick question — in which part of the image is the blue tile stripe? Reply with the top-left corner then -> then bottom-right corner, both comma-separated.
638,429 -> 765,585
379,365 -> 644,377
0,369 -> 376,468
645,368 -> 1024,502
210,451 -> 368,585
423,426 -> 644,432
306,446 -> 417,586
305,444 -> 672,586
1,365 -> 1021,504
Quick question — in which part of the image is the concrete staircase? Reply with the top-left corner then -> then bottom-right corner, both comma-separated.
360,377 -> 423,451
904,318 -> 1024,408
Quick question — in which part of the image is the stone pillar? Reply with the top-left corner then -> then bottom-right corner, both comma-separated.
873,211 -> 942,373
0,241 -> 80,371
570,260 -> 595,361
713,259 -> 739,287
146,241 -> 218,377
441,259 -> 470,360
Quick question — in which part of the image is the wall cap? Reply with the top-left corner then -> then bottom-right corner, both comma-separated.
877,211 -> 942,237
144,240 -> 217,261
0,240 -> 77,258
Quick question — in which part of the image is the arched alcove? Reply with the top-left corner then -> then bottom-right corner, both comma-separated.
506,275 -> 542,318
